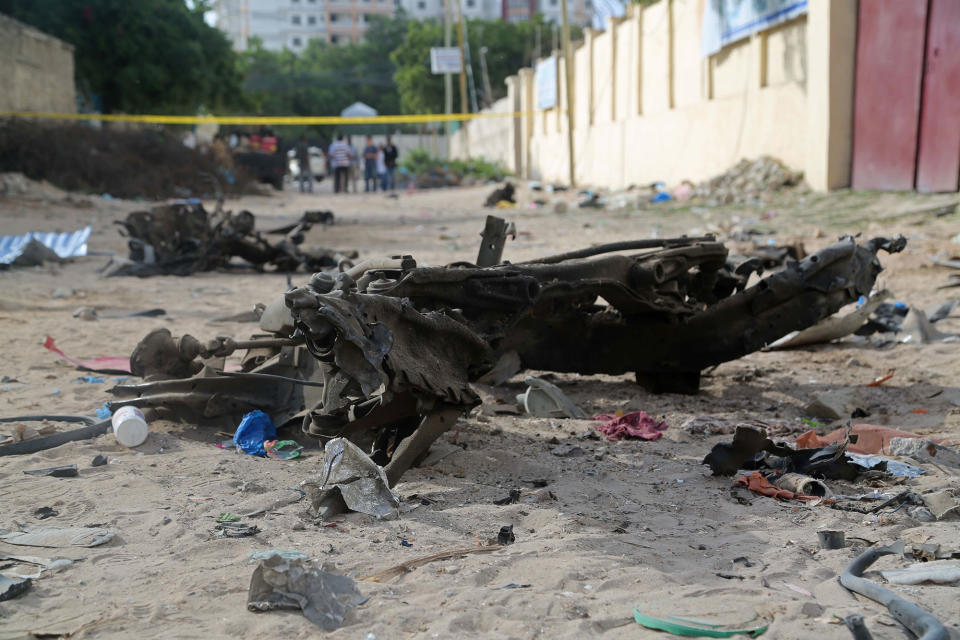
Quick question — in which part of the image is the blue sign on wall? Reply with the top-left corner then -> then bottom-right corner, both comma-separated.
535,56 -> 558,110
701,0 -> 808,57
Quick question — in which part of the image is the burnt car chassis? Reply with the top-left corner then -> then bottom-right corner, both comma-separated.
108,228 -> 904,486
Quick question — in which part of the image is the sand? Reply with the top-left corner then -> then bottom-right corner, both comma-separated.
1,177 -> 959,639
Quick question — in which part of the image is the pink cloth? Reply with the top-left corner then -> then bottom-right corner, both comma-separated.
593,411 -> 669,441
43,336 -> 131,373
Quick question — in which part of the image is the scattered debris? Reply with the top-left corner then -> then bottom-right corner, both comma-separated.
881,561 -> 960,585
817,530 -> 845,550
516,376 -> 586,419
484,182 -> 516,208
361,545 -> 503,582
264,439 -> 303,460
43,336 -> 131,374
0,574 -> 31,602
23,465 -> 78,478
0,525 -> 115,548
839,541 -> 949,640
33,507 -> 58,520
768,290 -> 891,350
594,411 -> 669,441
493,489 -> 521,505
796,424 -> 938,455
735,472 -> 831,503
889,438 -> 960,469
550,443 -> 585,457
0,227 -> 91,267
774,473 -> 832,498
104,203 -> 350,277
215,522 -> 260,538
694,156 -> 804,205
920,491 -> 960,521
233,410 -> 277,457
633,598 -> 770,637
899,306 -> 959,344
497,525 -> 516,545
301,438 -> 399,520
247,551 -> 366,630
91,454 -> 107,467
112,233 -> 905,485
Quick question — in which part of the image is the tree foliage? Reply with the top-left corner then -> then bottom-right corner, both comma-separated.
0,0 -> 242,114
238,15 -> 405,118
392,15 -> 578,114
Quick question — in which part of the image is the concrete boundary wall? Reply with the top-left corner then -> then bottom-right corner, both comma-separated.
451,0 -> 857,192
0,14 -> 76,114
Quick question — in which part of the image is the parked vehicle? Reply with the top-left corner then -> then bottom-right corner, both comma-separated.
287,146 -> 326,182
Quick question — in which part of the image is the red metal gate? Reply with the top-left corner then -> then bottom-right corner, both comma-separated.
851,0 -> 928,191
916,0 -> 960,193
852,0 -> 960,192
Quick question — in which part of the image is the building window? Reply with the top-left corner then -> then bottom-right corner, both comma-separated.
308,0 -> 316,2
292,0 -> 299,3
330,12 -> 339,21
307,15 -> 316,24
417,0 -> 425,8
584,0 -> 591,6
550,0 -> 556,5
292,14 -> 301,24
331,35 -> 340,43
292,37 -> 302,46
466,0 -> 474,6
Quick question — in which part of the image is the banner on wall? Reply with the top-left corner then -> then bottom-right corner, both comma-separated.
535,56 -> 558,110
701,0 -> 808,57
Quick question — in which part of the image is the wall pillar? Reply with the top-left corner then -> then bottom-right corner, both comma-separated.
805,0 -> 858,190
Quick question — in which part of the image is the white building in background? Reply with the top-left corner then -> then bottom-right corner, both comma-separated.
397,0 -> 592,26
215,0 -> 394,50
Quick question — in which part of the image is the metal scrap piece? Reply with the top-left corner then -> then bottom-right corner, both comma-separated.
301,438 -> 399,520
247,551 -> 366,630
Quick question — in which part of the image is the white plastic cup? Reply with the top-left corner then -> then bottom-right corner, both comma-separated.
111,406 -> 148,447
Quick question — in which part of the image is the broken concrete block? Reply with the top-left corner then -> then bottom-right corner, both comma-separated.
889,437 -> 960,469
805,389 -> 861,421
921,491 -> 959,521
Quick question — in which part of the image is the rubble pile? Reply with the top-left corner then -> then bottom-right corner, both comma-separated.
0,119 -> 254,199
695,156 -> 805,205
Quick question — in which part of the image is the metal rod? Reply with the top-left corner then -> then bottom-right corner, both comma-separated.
525,236 -> 717,265
560,0 -> 576,187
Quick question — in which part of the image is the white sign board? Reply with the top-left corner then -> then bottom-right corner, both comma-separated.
535,56 -> 557,110
430,47 -> 462,74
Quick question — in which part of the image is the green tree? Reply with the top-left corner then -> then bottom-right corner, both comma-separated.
0,0 -> 243,114
391,15 -> 578,114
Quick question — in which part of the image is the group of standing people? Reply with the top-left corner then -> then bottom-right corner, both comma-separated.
325,134 -> 398,194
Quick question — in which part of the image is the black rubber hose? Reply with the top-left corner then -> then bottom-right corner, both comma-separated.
523,236 -> 718,265
838,541 -> 948,640
0,416 -> 110,457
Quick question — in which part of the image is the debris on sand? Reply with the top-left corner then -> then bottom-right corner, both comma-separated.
694,156 -> 805,205
110,229 -> 905,487
103,204 -> 353,277
247,551 -> 366,630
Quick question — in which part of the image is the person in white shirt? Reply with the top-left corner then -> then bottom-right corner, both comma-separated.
327,134 -> 352,194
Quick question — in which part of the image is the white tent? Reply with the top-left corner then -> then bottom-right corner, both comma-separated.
340,102 -> 377,118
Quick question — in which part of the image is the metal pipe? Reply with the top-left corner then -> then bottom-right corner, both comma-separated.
838,541 -> 948,640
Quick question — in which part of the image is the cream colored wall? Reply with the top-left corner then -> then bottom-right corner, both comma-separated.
451,0 -> 855,192
0,14 -> 76,114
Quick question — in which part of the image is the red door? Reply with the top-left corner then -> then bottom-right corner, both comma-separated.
916,0 -> 960,193
851,0 -> 928,190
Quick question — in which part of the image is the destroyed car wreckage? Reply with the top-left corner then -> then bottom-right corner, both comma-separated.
108,224 -> 905,485
104,202 -> 346,276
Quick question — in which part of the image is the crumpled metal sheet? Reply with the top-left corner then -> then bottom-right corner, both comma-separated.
247,551 -> 367,630
0,226 -> 91,264
301,438 -> 399,520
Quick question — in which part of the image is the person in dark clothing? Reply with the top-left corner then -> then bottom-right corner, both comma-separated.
382,136 -> 399,191
362,136 -> 379,192
295,135 -> 312,193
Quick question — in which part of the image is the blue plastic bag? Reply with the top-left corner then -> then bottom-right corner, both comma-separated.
233,410 -> 277,457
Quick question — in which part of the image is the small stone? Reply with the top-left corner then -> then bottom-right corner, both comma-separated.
72,306 -> 98,321
51,287 -> 72,299
906,506 -> 935,522
91,454 -> 108,467
801,602 -> 824,618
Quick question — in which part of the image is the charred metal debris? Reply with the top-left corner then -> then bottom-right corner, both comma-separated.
108,216 -> 905,485
103,203 -> 348,276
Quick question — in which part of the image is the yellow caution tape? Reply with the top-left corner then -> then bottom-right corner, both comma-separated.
0,111 -> 524,125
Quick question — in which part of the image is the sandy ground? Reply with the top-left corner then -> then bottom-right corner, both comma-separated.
1,175 -> 959,639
